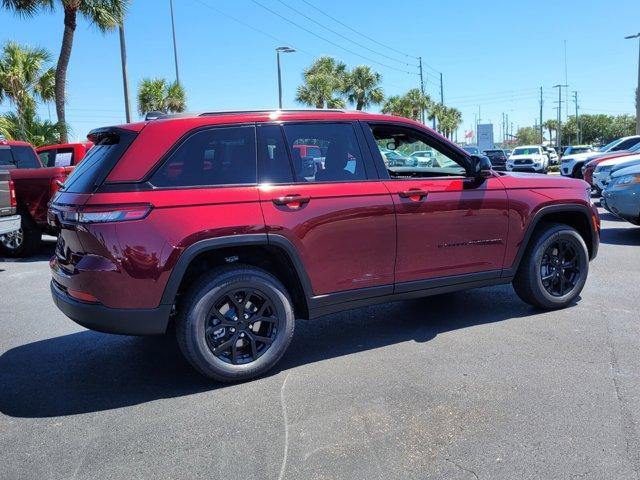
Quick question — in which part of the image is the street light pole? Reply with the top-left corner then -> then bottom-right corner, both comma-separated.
553,84 -> 568,148
276,46 -> 295,109
625,33 -> 640,135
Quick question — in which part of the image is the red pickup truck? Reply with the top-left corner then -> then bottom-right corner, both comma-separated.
0,140 -> 91,256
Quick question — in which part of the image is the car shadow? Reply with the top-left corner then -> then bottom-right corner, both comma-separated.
599,226 -> 640,246
0,285 -> 558,419
0,237 -> 56,263
598,211 -> 626,222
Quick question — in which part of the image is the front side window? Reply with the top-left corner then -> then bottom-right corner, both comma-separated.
151,126 -> 257,188
369,124 -> 467,178
12,146 -> 40,168
612,138 -> 640,151
282,123 -> 367,182
54,148 -> 74,167
39,149 -> 55,167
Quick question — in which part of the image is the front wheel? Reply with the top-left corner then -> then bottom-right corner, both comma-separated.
0,213 -> 41,257
513,223 -> 589,309
176,265 -> 295,382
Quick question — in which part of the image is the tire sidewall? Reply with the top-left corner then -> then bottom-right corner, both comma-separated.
531,228 -> 589,307
184,270 -> 294,380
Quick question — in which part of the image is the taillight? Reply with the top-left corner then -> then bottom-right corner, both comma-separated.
62,204 -> 152,224
8,180 -> 16,209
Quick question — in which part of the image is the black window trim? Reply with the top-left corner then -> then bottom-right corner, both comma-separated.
142,123 -> 259,190
361,120 -> 475,180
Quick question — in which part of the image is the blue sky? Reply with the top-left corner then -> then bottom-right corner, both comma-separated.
1,0 -> 638,142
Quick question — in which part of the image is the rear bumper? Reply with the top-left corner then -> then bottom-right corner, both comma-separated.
51,280 -> 171,335
0,214 -> 21,235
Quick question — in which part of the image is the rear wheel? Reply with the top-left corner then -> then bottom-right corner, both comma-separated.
572,166 -> 583,179
0,213 -> 41,257
513,223 -> 589,309
176,265 -> 295,382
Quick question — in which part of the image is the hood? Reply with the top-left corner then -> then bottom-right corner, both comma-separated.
498,171 -> 589,189
563,151 -> 609,162
599,153 -> 640,168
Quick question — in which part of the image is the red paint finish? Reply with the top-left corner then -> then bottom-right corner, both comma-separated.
48,111 -> 599,317
385,176 -> 509,282
36,142 -> 93,166
259,182 -> 396,294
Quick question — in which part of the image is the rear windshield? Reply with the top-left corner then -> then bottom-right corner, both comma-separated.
12,146 -> 40,168
0,147 -> 12,167
62,129 -> 137,193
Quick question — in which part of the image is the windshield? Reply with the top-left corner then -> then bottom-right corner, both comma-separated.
512,147 -> 540,155
599,139 -> 620,152
463,146 -> 479,154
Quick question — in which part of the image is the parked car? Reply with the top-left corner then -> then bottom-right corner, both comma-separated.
410,150 -> 436,167
503,149 -> 512,158
381,149 -> 416,167
601,163 -> 640,225
483,149 -> 509,171
506,145 -> 549,173
593,153 -> 640,192
0,140 -> 73,256
0,169 -> 20,238
581,144 -> 640,193
561,137 -> 640,178
462,145 -> 481,155
561,145 -> 593,158
49,109 -> 599,382
544,147 -> 559,165
36,142 -> 93,167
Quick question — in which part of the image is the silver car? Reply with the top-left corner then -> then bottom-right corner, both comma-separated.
601,163 -> 640,225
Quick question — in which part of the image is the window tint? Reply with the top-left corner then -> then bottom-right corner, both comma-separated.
612,138 -> 640,151
0,147 -> 13,167
12,146 -> 40,168
257,124 -> 293,184
63,129 -> 137,193
369,124 -> 466,178
39,150 -> 55,167
151,126 -> 257,188
282,123 -> 367,182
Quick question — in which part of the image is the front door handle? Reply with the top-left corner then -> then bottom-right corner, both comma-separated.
272,194 -> 311,208
398,189 -> 429,200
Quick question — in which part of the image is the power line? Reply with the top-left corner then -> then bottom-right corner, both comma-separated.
190,0 -> 316,57
250,0 -> 417,75
299,0 -> 417,60
276,0 -> 413,67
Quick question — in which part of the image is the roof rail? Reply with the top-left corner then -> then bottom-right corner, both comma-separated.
198,108 -> 352,117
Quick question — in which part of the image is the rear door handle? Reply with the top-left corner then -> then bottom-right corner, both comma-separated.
398,189 -> 429,200
272,194 -> 311,207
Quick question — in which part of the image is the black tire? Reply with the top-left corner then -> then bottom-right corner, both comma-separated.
572,166 -> 583,179
0,213 -> 41,257
176,265 -> 295,382
513,223 -> 589,309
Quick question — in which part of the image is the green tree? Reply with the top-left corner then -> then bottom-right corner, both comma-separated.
342,65 -> 383,110
137,78 -> 186,116
543,119 -> 558,143
382,88 -> 431,121
516,126 -> 539,145
0,111 -> 60,146
296,56 -> 347,109
438,106 -> 462,139
2,0 -> 129,142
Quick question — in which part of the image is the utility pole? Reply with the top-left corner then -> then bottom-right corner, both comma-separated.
553,84 -> 568,148
625,33 -> 640,134
440,72 -> 444,105
169,0 -> 180,85
118,23 -> 131,123
573,91 -> 580,144
539,86 -> 544,144
418,57 -> 427,125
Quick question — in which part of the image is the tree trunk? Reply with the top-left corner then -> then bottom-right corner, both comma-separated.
55,7 -> 77,143
356,97 -> 364,110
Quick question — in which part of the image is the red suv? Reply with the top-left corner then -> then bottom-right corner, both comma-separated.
49,110 -> 600,381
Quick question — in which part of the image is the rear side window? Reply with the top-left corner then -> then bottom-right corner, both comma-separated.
12,146 -> 40,168
63,129 -> 137,193
151,126 -> 257,188
54,148 -> 74,167
257,124 -> 294,184
0,147 -> 13,167
282,123 -> 367,182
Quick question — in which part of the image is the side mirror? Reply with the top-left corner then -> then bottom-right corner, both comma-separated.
470,154 -> 492,178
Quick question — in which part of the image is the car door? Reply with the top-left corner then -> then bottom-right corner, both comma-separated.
257,122 -> 396,297
362,121 -> 509,289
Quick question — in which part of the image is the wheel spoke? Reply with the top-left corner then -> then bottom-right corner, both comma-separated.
250,333 -> 273,345
249,335 -> 258,359
212,336 -> 236,356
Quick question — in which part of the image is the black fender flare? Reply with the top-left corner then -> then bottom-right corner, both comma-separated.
159,233 -> 315,306
502,203 -> 598,278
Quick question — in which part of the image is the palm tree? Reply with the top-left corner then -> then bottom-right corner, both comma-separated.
137,78 -> 186,116
437,107 -> 462,139
0,111 -> 60,146
2,0 -> 129,142
295,56 -> 346,109
0,41 -> 53,120
342,65 -> 384,110
382,89 -> 430,121
543,119 -> 558,143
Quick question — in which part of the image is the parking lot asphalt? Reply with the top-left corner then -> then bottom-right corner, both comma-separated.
1,203 -> 639,480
